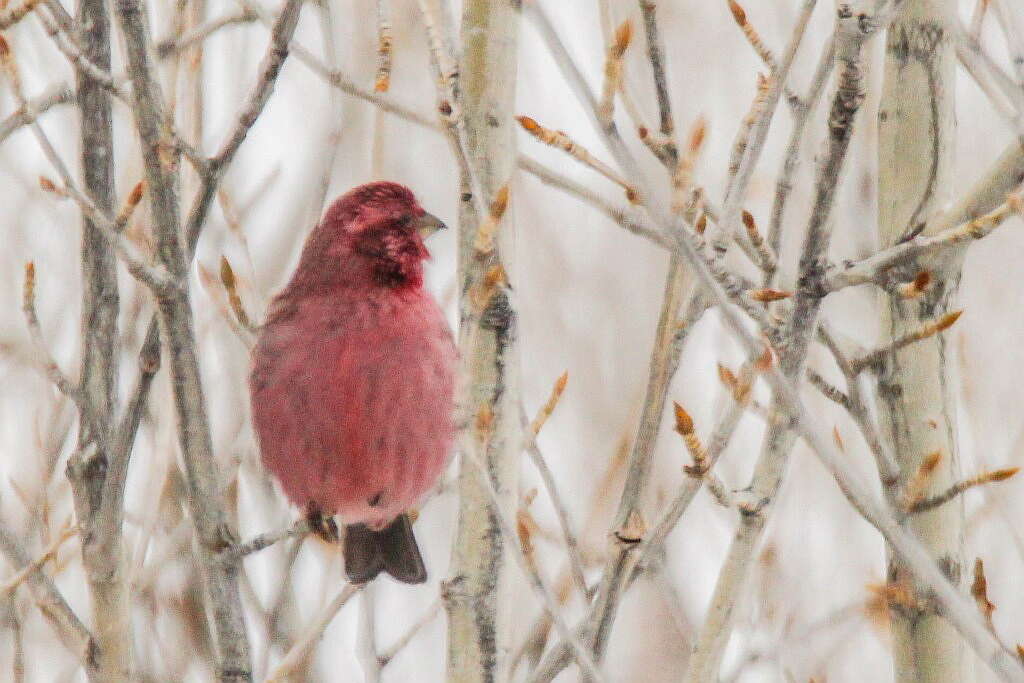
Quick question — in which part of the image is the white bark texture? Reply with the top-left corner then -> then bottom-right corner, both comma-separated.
877,1 -> 971,681
445,1 -> 522,682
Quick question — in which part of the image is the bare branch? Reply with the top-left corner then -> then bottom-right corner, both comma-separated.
210,0 -> 304,171
265,584 -> 360,682
714,0 -> 817,261
516,115 -> 638,201
850,310 -> 963,374
597,20 -> 632,128
0,84 -> 72,145
227,518 -> 311,560
767,36 -> 835,279
0,522 -> 77,595
826,198 -> 1022,293
0,522 -> 95,669
910,468 -> 1019,514
34,1 -> 128,98
458,437 -> 607,683
21,263 -> 81,404
378,600 -> 441,668
637,1 -> 676,148
806,369 -> 851,410
112,0 -> 275,676
357,585 -> 382,683
156,9 -> 258,58
374,0 -> 392,92
519,399 -> 589,601
0,0 -> 41,30
518,156 -> 670,247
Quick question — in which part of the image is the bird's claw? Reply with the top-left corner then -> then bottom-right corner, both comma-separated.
305,502 -> 340,543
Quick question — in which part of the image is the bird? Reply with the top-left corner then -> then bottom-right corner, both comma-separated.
249,181 -> 456,584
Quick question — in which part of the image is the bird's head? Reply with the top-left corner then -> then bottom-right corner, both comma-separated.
297,182 -> 447,291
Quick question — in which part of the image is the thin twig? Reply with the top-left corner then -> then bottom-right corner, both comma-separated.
597,20 -> 632,127
524,1 -> 644,188
518,156 -> 670,247
849,311 -> 963,374
519,399 -> 589,601
767,36 -> 835,281
806,369 -> 851,410
816,323 -> 899,483
34,1 -> 128,98
458,438 -> 608,683
0,522 -> 95,668
517,115 -> 638,201
0,39 -> 174,291
156,9 -> 258,58
374,0 -> 392,92
715,0 -> 817,261
637,1 -> 676,152
377,599 -> 441,667
0,0 -> 42,30
910,468 -> 1019,514
357,584 -> 382,683
227,518 -> 311,560
0,85 -> 72,145
825,198 -> 1022,293
0,522 -> 77,595
21,263 -> 82,404
265,584 -> 360,682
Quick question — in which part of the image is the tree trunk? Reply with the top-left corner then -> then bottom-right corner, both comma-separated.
445,1 -> 522,681
877,1 -> 970,681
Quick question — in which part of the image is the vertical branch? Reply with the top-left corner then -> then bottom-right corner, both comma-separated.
65,0 -> 132,678
637,1 -> 676,156
111,1 -> 252,680
445,1 -> 522,681
877,1 -> 969,681
525,6 -> 694,679
357,585 -> 382,683
587,259 -> 688,665
684,9 -> 873,680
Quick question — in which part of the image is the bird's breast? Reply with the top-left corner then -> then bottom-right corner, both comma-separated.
249,288 -> 456,524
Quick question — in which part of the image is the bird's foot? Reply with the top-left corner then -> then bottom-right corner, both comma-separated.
305,502 -> 339,543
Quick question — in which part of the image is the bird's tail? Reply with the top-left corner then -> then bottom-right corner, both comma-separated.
343,514 -> 427,584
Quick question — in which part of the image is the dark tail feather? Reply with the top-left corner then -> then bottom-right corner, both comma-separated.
343,514 -> 427,585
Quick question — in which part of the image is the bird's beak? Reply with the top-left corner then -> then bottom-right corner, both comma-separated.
416,212 -> 448,240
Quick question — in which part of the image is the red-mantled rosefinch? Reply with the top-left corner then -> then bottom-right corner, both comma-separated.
250,182 -> 456,584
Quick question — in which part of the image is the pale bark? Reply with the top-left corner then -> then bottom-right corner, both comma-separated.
66,0 -> 132,678
877,1 -> 971,681
444,2 -> 522,682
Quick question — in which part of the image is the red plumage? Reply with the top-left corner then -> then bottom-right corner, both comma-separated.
249,182 -> 456,583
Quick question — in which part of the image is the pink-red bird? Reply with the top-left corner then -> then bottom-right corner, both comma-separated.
249,182 -> 456,584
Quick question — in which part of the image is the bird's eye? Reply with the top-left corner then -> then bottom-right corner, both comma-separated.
397,214 -> 413,228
